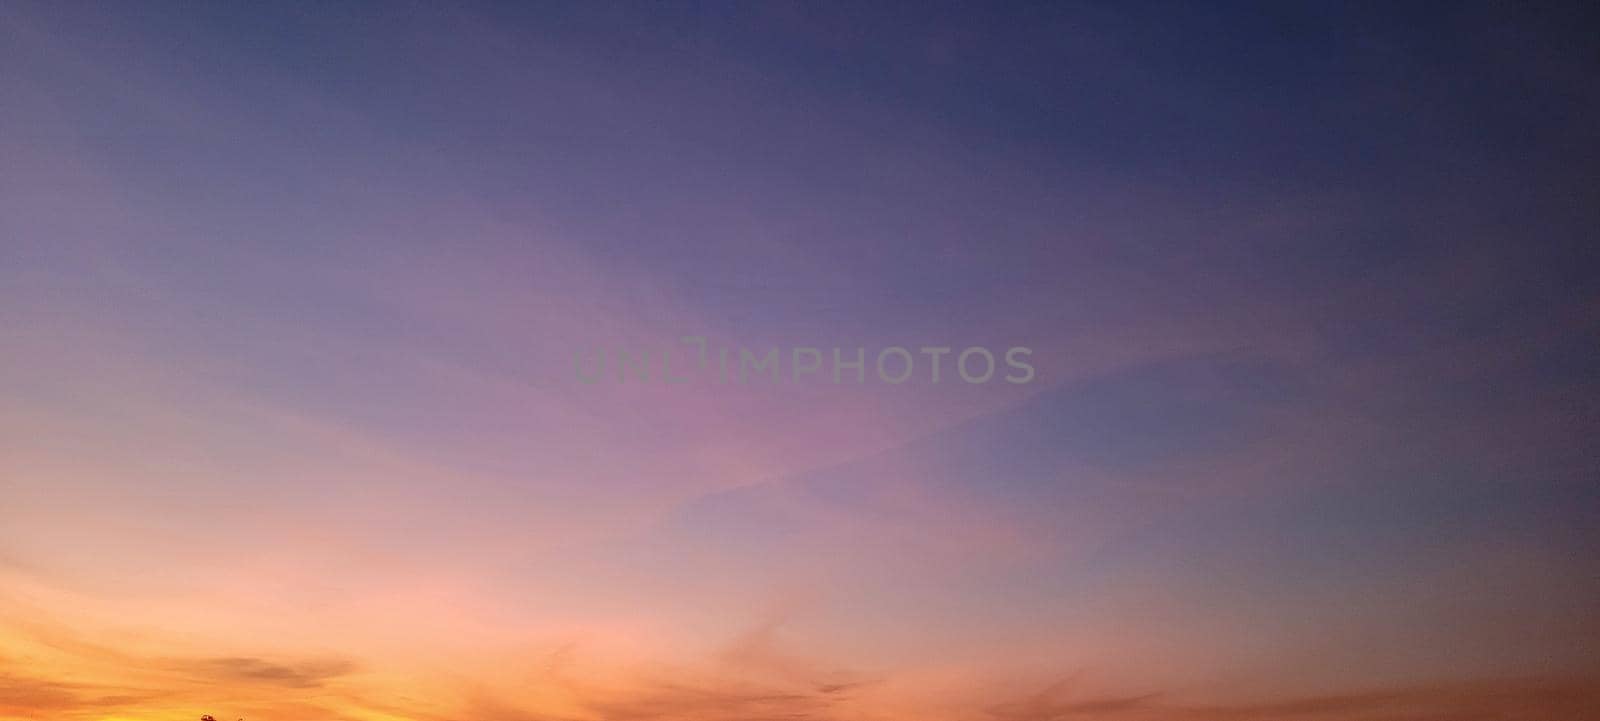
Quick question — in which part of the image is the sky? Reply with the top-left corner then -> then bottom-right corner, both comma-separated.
2,2 -> 1598,720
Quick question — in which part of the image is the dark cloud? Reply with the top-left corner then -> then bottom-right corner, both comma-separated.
464,672 -> 1600,721
988,676 -> 1161,721
0,668 -> 164,716
582,679 -> 836,721
0,672 -> 83,712
462,674 -> 849,721
0,624 -> 359,717
988,675 -> 1600,721
169,655 -> 359,689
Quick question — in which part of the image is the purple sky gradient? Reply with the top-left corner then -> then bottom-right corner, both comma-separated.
2,2 -> 1598,720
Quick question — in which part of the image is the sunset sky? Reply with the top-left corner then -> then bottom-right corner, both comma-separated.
2,2 -> 1598,720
